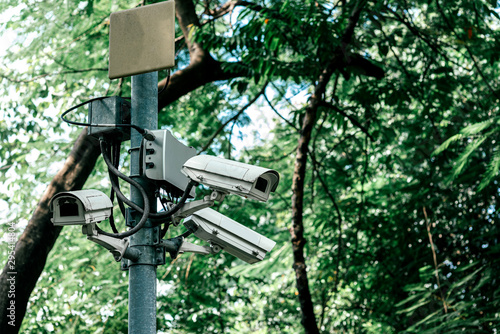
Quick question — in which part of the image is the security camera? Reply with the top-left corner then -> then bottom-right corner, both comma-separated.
50,190 -> 113,226
183,208 -> 276,264
181,155 -> 280,202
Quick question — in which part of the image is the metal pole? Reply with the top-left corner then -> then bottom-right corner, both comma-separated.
129,72 -> 158,334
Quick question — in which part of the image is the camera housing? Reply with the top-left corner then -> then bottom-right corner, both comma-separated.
50,190 -> 113,226
181,155 -> 279,202
183,208 -> 276,264
143,129 -> 196,197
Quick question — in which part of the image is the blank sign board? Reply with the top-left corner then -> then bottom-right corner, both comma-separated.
108,1 -> 175,79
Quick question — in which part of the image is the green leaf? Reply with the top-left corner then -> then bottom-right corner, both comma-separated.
459,119 -> 495,136
432,134 -> 463,156
270,36 -> 280,52
478,150 -> 500,191
450,136 -> 487,179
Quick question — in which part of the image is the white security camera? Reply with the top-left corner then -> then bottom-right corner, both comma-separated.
183,208 -> 276,264
181,155 -> 279,202
50,190 -> 113,226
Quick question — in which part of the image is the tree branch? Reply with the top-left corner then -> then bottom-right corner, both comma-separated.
175,0 -> 203,58
290,2 -> 367,332
320,101 -> 374,141
434,0 -> 498,98
158,0 -> 250,110
204,0 -> 260,18
158,60 -> 249,110
198,82 -> 268,153
423,207 -> 448,314
263,92 -> 299,132
310,151 -> 343,293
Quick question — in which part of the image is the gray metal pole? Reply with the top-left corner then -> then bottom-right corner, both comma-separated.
129,72 -> 158,334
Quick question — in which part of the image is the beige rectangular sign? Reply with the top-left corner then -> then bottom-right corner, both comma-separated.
108,1 -> 175,79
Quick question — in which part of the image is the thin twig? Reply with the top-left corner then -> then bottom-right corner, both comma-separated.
263,93 -> 299,131
185,253 -> 195,282
198,82 -> 268,153
320,101 -> 374,141
270,81 -> 306,111
434,0 -> 497,98
423,207 -> 448,314
318,131 -> 359,165
310,151 -> 343,292
244,145 -> 297,163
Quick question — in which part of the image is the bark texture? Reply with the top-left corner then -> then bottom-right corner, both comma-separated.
158,0 -> 248,109
0,131 -> 100,333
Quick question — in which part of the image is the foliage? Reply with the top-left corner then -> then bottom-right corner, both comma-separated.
1,0 -> 500,333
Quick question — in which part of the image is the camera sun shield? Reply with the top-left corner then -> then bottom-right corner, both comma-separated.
182,155 -> 280,202
183,208 -> 276,264
50,190 -> 113,226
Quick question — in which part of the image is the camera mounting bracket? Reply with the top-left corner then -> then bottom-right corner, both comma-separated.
169,190 -> 225,225
82,223 -> 140,262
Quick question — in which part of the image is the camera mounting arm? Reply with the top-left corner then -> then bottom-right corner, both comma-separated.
160,236 -> 219,259
169,190 -> 226,225
82,224 -> 141,262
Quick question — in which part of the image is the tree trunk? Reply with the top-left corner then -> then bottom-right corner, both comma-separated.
289,2 -> 367,333
0,131 -> 100,333
290,67 -> 337,334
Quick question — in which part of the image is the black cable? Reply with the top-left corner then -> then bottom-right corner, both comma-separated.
60,96 -> 153,138
101,139 -> 149,214
98,139 -> 150,239
112,142 -> 126,217
108,142 -> 124,234
108,147 -> 118,233
158,188 -> 171,212
157,70 -> 170,96
100,138 -> 197,219
157,189 -> 171,238
160,221 -> 170,239
180,230 -> 193,238
157,181 -> 196,217
108,188 -> 120,234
